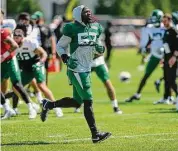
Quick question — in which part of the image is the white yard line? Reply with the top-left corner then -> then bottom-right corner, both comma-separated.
47,132 -> 178,143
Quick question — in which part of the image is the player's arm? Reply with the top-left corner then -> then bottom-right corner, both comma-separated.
94,38 -> 105,54
50,35 -> 57,58
56,24 -> 72,64
168,30 -> 178,67
1,36 -> 19,62
95,23 -> 105,54
56,35 -> 71,63
34,46 -> 47,63
139,27 -> 150,54
48,28 -> 56,58
4,36 -> 19,52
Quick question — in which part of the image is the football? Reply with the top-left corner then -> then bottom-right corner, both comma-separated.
119,71 -> 131,82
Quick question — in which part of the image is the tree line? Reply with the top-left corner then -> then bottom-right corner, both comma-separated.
95,0 -> 178,17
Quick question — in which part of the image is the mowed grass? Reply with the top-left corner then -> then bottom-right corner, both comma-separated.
1,49 -> 178,151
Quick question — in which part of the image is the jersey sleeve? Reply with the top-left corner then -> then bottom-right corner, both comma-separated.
97,23 -> 104,38
62,23 -> 73,38
139,27 -> 150,48
173,29 -> 178,50
1,28 -> 10,41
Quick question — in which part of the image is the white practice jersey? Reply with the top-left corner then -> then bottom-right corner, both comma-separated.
92,56 -> 105,67
16,38 -> 39,61
140,26 -> 165,59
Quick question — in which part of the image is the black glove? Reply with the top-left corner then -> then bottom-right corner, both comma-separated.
61,54 -> 70,64
61,54 -> 78,69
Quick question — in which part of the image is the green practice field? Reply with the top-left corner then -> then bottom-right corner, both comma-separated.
1,49 -> 178,151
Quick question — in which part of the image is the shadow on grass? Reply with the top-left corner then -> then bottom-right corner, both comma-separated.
1,140 -> 89,146
1,141 -> 57,146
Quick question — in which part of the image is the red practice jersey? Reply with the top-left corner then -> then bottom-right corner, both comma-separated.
1,28 -> 15,62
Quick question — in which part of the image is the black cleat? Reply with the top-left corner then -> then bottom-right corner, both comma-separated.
154,80 -> 160,93
40,99 -> 50,122
92,132 -> 112,143
125,94 -> 141,103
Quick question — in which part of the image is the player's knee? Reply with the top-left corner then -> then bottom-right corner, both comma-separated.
84,100 -> 93,107
13,81 -> 23,90
38,82 -> 48,91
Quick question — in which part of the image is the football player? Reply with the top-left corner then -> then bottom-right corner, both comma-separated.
125,9 -> 165,103
12,24 -> 63,118
1,10 -> 37,119
40,5 -> 112,143
18,12 -> 44,102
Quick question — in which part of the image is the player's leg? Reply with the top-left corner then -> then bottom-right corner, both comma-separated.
168,64 -> 178,97
44,57 -> 49,85
1,92 -> 16,119
33,63 -> 63,117
68,71 -> 111,143
1,61 -> 16,119
30,79 -> 43,104
73,86 -> 83,113
1,78 -> 9,94
4,90 -> 21,114
12,93 -> 20,114
41,70 -> 111,143
154,76 -> 164,93
93,64 -> 122,114
168,64 -> 178,106
126,55 -> 160,102
40,80 -> 82,121
1,78 -> 11,106
8,57 -> 37,119
154,63 -> 172,104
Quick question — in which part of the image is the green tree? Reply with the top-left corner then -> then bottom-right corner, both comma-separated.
7,0 -> 41,16
170,0 -> 178,12
95,0 -> 174,17
95,0 -> 117,15
116,0 -> 139,17
134,0 -> 155,17
152,0 -> 171,13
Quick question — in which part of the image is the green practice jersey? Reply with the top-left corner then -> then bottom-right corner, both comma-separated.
62,22 -> 103,72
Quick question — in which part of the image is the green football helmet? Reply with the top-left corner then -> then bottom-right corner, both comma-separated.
150,9 -> 164,26
172,11 -> 178,25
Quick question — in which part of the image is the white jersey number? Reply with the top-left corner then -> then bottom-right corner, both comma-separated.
16,52 -> 32,60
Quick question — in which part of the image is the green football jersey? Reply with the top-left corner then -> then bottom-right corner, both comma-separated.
63,22 -> 103,72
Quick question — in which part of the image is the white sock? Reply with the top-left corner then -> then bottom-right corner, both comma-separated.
111,100 -> 118,108
36,92 -> 43,104
27,103 -> 33,110
6,99 -> 10,105
135,93 -> 141,97
3,102 -> 11,111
